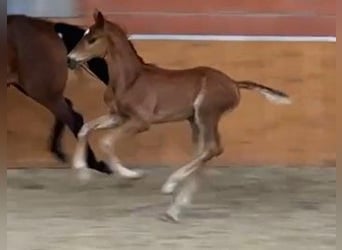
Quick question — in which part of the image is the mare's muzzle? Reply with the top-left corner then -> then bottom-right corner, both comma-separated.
67,57 -> 80,70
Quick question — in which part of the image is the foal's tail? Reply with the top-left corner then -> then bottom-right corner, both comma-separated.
236,81 -> 292,105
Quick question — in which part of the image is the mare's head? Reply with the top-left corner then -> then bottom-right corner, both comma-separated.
67,9 -> 126,69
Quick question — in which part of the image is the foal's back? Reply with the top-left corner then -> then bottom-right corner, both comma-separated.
129,65 -> 240,123
141,65 -> 240,103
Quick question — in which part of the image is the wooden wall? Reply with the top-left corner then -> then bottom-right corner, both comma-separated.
60,0 -> 335,36
7,1 -> 336,168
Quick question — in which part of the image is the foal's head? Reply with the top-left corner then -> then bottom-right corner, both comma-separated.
67,9 -> 127,69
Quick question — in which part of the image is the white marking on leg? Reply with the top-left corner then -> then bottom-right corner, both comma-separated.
71,115 -> 121,179
164,204 -> 180,222
73,157 -> 87,169
164,174 -> 199,222
161,152 -> 205,194
78,124 -> 90,138
73,139 -> 88,169
193,84 -> 206,155
177,174 -> 199,206
161,80 -> 207,194
72,124 -> 90,169
193,82 -> 206,110
114,162 -> 144,179
100,132 -> 144,179
72,143 -> 88,169
72,137 -> 91,181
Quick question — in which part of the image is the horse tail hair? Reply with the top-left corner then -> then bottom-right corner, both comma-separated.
236,80 -> 292,105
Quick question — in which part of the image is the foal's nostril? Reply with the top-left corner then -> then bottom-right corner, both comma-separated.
67,57 -> 78,69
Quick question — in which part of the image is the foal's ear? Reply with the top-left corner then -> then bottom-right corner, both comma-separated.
93,8 -> 105,28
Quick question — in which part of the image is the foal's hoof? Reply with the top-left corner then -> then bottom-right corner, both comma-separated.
161,181 -> 177,195
128,169 -> 145,179
159,212 -> 179,223
120,169 -> 145,180
76,167 -> 92,182
73,158 -> 88,170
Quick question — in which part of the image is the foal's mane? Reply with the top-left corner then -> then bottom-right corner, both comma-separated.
105,20 -> 154,67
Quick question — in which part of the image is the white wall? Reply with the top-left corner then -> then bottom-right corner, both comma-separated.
7,0 -> 80,17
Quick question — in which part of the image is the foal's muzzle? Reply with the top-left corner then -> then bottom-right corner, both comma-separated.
67,57 -> 80,70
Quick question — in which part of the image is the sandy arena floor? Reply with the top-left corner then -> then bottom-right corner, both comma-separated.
7,166 -> 335,250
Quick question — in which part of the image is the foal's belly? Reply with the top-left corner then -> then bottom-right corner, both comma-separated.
134,72 -> 202,123
149,90 -> 195,123
151,107 -> 193,124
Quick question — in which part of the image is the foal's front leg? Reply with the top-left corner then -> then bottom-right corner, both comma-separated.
99,118 -> 149,179
73,114 -> 122,170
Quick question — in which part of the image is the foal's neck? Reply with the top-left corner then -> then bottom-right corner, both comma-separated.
105,32 -> 142,95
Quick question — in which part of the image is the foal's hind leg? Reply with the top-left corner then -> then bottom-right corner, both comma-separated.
163,113 -> 223,221
162,111 -> 222,194
163,172 -> 200,222
161,117 -> 203,222
161,117 -> 206,194
188,116 -> 203,155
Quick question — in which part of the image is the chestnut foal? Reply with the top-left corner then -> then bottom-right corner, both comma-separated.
67,10 -> 291,222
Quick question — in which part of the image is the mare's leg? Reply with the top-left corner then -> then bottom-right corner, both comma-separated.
72,114 -> 122,170
99,118 -> 149,179
50,60 -> 109,162
10,83 -> 68,163
49,98 -> 73,162
45,98 -> 114,174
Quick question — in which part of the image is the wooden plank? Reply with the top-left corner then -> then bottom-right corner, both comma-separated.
83,0 -> 336,16
52,15 -> 335,36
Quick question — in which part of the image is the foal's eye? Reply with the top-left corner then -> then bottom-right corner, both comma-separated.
88,37 -> 97,44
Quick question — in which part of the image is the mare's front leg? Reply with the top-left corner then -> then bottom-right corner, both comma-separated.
73,114 -> 123,171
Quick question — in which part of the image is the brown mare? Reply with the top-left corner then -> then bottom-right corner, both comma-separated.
7,14 -> 114,174
67,9 -> 291,222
